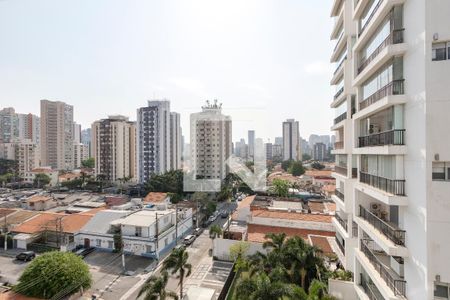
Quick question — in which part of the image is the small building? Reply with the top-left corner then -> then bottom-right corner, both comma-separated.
25,195 -> 56,211
30,167 -> 59,186
143,192 -> 171,210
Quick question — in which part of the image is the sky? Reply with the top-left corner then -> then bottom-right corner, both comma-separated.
0,0 -> 335,143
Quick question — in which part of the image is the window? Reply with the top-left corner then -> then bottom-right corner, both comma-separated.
432,162 -> 450,181
108,241 -> 113,249
96,239 -> 101,247
146,245 -> 152,253
135,226 -> 142,237
432,43 -> 447,61
435,282 -> 449,299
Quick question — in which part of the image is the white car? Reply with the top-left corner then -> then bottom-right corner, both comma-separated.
183,235 -> 196,246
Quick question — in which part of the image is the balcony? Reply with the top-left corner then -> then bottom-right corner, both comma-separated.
358,129 -> 405,147
334,112 -> 347,125
358,29 -> 405,74
359,205 -> 406,246
360,172 -> 406,195
335,165 -> 348,176
359,79 -> 405,110
335,213 -> 348,232
334,55 -> 347,75
336,236 -> 345,255
352,168 -> 358,178
334,141 -> 344,149
360,274 -> 384,300
334,87 -> 344,101
359,0 -> 383,37
335,188 -> 345,202
360,240 -> 407,297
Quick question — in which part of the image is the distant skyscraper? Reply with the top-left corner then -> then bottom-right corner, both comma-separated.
81,128 -> 92,157
137,100 -> 180,183
0,107 -> 19,144
92,115 -> 137,182
18,113 -> 40,144
40,100 -> 74,170
248,130 -> 255,160
73,122 -> 81,144
191,100 -> 232,180
313,142 -> 326,161
265,142 -> 273,160
274,137 -> 283,145
234,138 -> 248,159
282,119 -> 301,161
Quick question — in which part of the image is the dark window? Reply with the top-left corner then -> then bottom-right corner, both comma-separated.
434,284 -> 449,299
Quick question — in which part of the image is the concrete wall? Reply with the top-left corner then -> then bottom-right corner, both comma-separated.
328,279 -> 357,300
212,238 -> 266,262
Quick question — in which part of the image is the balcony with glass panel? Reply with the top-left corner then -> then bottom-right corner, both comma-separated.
331,78 -> 346,107
333,212 -> 349,238
333,154 -> 348,177
331,52 -> 347,85
358,238 -> 407,298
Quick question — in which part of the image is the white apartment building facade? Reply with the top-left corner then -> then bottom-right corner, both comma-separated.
329,1 -> 450,300
91,115 -> 137,183
282,119 -> 301,161
137,100 -> 181,183
190,100 -> 232,180
40,100 -> 74,170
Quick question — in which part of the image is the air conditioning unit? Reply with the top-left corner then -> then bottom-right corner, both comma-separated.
370,203 -> 381,212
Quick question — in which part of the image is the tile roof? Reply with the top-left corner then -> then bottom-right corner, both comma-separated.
309,235 -> 334,254
0,208 -> 16,219
251,209 -> 333,223
143,192 -> 168,203
5,210 -> 39,226
324,202 -> 336,213
305,170 -> 333,177
308,201 -> 326,213
247,224 -> 335,244
0,291 -> 42,300
26,195 -> 53,204
11,212 -> 93,234
321,184 -> 336,193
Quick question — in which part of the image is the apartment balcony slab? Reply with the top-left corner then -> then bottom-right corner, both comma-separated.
331,7 -> 344,39
330,0 -> 344,17
355,182 -> 408,206
332,194 -> 346,211
331,60 -> 345,85
353,0 -> 370,20
331,34 -> 347,63
330,237 -> 346,265
353,43 -> 407,87
355,283 -> 375,300
331,120 -> 346,131
333,217 -> 350,239
354,0 -> 406,53
353,145 -> 407,155
354,94 -> 407,120
355,217 -> 408,257
355,249 -> 405,300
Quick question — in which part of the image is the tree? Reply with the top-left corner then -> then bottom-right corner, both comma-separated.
0,159 -> 17,175
307,280 -> 336,300
33,173 -> 51,188
14,251 -> 92,299
162,247 -> 192,300
281,160 -> 293,172
270,178 -> 290,197
235,273 -> 301,300
230,241 -> 250,273
81,157 -> 95,168
145,170 -> 184,196
137,270 -> 178,300
288,161 -> 305,176
311,162 -> 325,170
302,154 -> 312,161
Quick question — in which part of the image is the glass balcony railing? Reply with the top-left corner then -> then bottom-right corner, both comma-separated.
335,188 -> 345,202
359,0 -> 384,37
335,213 -> 348,232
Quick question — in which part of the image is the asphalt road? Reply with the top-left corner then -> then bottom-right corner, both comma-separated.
124,201 -> 236,300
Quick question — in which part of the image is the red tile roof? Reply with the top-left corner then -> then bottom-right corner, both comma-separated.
11,212 -> 93,234
0,208 -> 16,219
309,235 -> 334,254
143,192 -> 169,203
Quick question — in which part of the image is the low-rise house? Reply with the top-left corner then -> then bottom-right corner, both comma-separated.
143,192 -> 171,210
58,172 -> 82,183
25,195 -> 56,211
11,212 -> 93,250
30,167 -> 59,186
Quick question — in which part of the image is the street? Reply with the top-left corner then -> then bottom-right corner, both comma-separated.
123,201 -> 236,300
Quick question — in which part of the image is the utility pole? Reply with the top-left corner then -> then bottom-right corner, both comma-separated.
155,212 -> 159,260
3,215 -> 8,251
121,227 -> 126,273
175,205 -> 178,244
196,197 -> 199,228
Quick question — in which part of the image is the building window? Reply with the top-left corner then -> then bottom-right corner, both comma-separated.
108,241 -> 113,249
432,162 -> 450,181
432,42 -> 448,61
96,239 -> 101,247
146,245 -> 152,253
435,282 -> 449,299
135,227 -> 142,237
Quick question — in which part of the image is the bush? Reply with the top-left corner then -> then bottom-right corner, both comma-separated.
14,251 -> 92,299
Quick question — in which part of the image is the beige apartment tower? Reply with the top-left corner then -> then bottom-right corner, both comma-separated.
40,100 -> 74,170
92,115 -> 137,183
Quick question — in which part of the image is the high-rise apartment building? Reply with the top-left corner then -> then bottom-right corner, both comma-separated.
274,136 -> 283,146
91,115 -> 137,182
0,107 -> 19,144
265,142 -> 273,161
40,100 -> 74,170
81,128 -> 92,157
190,100 -> 232,180
234,138 -> 248,160
329,1 -> 450,299
137,100 -> 181,183
313,142 -> 327,162
18,113 -> 40,144
248,130 -> 255,161
282,119 -> 301,161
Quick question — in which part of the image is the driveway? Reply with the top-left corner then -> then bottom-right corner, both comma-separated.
0,255 -> 30,285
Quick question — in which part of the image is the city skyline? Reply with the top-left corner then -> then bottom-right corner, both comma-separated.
0,0 -> 334,142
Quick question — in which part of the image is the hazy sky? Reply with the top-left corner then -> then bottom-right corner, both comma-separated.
0,0 -> 335,143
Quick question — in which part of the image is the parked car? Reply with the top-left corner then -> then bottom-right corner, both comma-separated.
193,227 -> 203,236
183,235 -> 196,246
75,247 -> 95,258
174,244 -> 186,251
15,251 -> 35,262
221,210 -> 229,218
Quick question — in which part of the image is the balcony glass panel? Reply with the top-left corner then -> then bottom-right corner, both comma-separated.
360,273 -> 384,300
361,154 -> 396,179
360,0 -> 383,35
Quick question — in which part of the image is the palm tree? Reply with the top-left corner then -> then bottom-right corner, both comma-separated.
137,271 -> 178,300
262,232 -> 286,254
236,273 -> 301,300
307,279 -> 336,300
209,224 -> 222,254
162,247 -> 192,300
